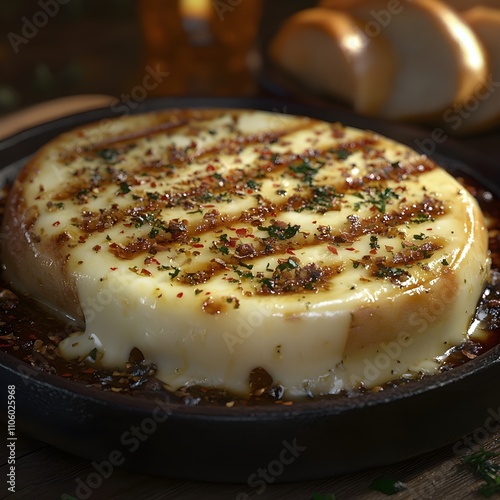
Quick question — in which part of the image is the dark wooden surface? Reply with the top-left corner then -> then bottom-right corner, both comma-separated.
2,422 -> 500,499
2,2 -> 500,498
1,105 -> 499,500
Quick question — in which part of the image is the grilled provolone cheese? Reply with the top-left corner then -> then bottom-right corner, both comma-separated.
1,109 -> 490,397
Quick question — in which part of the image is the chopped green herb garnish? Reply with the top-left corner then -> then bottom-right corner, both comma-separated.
133,212 -> 157,228
246,179 -> 261,191
169,267 -> 180,279
289,160 -> 319,186
353,187 -> 399,214
375,264 -> 409,282
232,264 -> 254,279
462,449 -> 500,497
198,190 -> 214,203
133,212 -> 172,239
97,148 -> 119,163
213,172 -> 225,184
277,257 -> 299,272
335,148 -> 351,160
442,259 -> 449,266
76,189 -> 88,200
369,235 -> 380,249
296,185 -> 342,213
258,222 -> 300,240
411,213 -> 434,224
413,233 -> 425,240
119,182 -> 131,194
259,277 -> 274,290
369,478 -> 407,495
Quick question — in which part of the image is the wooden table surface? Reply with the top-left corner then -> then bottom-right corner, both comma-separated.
3,423 -> 500,500
1,63 -> 500,500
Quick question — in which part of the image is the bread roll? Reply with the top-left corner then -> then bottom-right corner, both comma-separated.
273,1 -> 488,124
443,6 -> 500,135
338,0 -> 488,121
269,7 -> 396,116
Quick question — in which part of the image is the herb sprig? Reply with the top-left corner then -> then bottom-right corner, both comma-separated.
369,478 -> 407,495
462,449 -> 500,497
258,222 -> 300,240
353,187 -> 399,214
289,160 -> 320,186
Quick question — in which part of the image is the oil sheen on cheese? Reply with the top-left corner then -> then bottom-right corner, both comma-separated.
1,109 -> 490,397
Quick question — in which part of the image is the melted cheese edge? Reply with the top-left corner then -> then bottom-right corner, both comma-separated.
2,109 -> 490,397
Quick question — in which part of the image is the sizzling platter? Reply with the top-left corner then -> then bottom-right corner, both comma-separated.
1,98 -> 499,482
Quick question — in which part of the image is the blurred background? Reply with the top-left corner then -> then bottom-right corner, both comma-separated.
1,0 -> 499,147
0,0 -> 316,116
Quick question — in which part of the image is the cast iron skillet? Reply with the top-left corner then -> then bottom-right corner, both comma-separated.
1,97 -> 499,483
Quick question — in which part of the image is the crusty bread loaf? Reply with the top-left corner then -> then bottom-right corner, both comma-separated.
320,1 -> 500,13
271,0 -> 489,126
269,8 -> 396,116
441,0 -> 500,11
318,0 -> 364,9
444,6 -> 500,135
327,0 -> 488,121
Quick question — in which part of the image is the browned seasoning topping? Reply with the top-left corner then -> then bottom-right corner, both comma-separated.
319,197 -> 445,246
1,112 -> 498,407
109,238 -> 152,260
235,243 -> 258,258
55,232 -> 71,244
258,257 -> 337,295
202,296 -> 223,315
391,241 -> 443,266
249,366 -> 273,393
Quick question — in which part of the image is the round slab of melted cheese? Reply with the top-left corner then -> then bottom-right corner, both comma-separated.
1,109 -> 490,398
